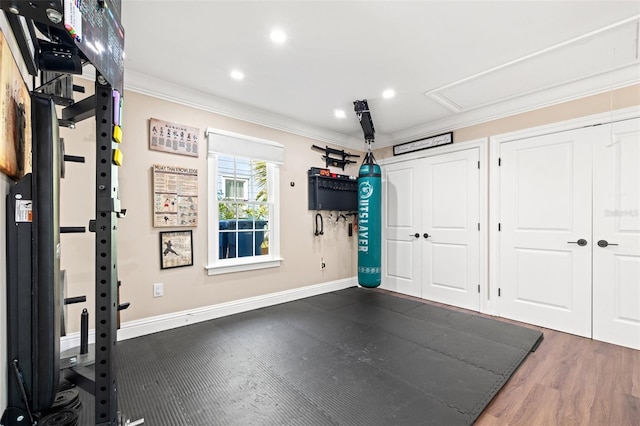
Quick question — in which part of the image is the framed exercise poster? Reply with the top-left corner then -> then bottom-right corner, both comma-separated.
160,230 -> 193,269
0,31 -> 32,179
152,164 -> 198,227
149,118 -> 200,157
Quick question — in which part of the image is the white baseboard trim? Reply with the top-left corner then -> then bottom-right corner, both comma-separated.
61,277 -> 357,352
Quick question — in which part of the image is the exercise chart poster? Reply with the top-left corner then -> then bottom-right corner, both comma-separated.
149,118 -> 200,157
153,164 -> 198,227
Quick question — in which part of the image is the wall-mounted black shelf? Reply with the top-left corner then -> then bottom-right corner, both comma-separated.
308,168 -> 358,211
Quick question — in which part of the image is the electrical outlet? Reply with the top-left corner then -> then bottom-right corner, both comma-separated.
153,283 -> 164,298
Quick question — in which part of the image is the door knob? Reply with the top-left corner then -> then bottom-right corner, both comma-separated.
409,233 -> 419,238
423,233 -> 430,239
567,239 -> 587,247
597,240 -> 618,248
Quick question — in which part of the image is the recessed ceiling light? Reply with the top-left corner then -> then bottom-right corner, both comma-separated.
270,29 -> 287,44
334,109 -> 346,119
230,70 -> 244,80
382,89 -> 395,99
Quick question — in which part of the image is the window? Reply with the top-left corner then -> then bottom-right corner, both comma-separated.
217,156 -> 270,259
206,128 -> 283,275
222,177 -> 248,200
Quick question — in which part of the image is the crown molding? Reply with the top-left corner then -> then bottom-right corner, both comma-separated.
119,70 -> 364,151
82,63 -> 639,151
387,62 -> 640,148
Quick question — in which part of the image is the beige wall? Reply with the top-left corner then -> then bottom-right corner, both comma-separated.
60,85 -> 361,332
22,82 -> 640,336
375,84 -> 640,159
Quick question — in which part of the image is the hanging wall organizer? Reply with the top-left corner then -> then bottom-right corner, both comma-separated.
311,144 -> 360,170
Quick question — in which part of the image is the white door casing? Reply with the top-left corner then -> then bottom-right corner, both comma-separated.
593,118 -> 640,349
498,128 -> 593,337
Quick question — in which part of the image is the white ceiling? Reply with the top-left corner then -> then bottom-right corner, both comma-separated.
121,1 -> 640,149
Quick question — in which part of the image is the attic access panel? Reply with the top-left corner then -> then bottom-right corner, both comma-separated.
435,19 -> 639,110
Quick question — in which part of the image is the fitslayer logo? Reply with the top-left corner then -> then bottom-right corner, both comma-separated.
358,181 -> 373,253
359,181 -> 374,199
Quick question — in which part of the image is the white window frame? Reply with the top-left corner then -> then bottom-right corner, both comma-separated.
222,176 -> 249,200
206,129 -> 282,275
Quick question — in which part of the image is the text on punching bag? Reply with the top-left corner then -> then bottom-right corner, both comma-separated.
358,198 -> 368,252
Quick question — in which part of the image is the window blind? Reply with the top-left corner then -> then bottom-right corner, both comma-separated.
206,128 -> 284,164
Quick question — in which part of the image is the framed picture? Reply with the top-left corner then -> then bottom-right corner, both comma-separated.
149,118 -> 200,157
0,31 -> 32,179
393,131 -> 453,156
159,230 -> 193,269
152,164 -> 198,227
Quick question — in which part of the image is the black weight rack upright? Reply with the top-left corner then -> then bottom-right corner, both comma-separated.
61,75 -> 124,425
93,76 -> 121,426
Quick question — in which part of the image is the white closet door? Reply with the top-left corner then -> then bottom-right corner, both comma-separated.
382,161 -> 422,297
499,128 -> 593,337
593,118 -> 640,349
421,149 -> 480,310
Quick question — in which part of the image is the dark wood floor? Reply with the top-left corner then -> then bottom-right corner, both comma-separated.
377,290 -> 640,426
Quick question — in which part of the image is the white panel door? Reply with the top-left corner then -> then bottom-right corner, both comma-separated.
382,161 -> 422,297
422,149 -> 480,310
499,129 -> 593,337
593,118 -> 640,349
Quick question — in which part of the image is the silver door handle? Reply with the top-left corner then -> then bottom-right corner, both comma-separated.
567,239 -> 587,246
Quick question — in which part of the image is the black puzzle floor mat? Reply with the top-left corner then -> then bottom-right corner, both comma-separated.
102,287 -> 543,425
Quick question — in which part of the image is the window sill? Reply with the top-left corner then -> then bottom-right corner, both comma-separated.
205,257 -> 283,276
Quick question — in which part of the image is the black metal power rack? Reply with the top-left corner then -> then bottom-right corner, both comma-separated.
0,1 -> 127,424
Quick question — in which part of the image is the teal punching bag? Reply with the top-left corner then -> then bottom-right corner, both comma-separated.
358,150 -> 382,287
354,99 -> 381,288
